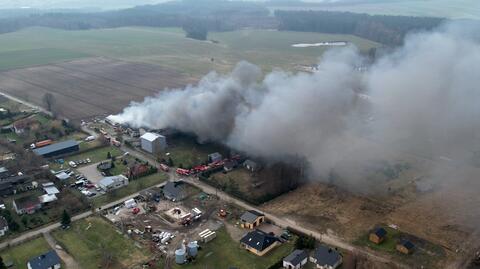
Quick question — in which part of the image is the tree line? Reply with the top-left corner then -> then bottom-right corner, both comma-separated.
0,0 -> 450,45
275,10 -> 445,45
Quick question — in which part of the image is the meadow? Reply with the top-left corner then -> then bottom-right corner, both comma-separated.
0,27 -> 380,76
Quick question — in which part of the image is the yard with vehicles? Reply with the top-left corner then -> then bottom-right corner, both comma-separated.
52,216 -> 149,269
0,236 -> 55,268
50,145 -> 123,171
91,172 -> 168,207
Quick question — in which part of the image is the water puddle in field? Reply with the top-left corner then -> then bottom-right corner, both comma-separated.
292,41 -> 348,47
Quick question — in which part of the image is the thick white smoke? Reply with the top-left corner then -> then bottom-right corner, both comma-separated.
111,22 -> 480,190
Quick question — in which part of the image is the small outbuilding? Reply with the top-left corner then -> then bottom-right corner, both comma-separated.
283,249 -> 308,269
240,210 -> 265,229
243,159 -> 260,172
396,239 -> 415,254
208,152 -> 222,163
369,227 -> 387,244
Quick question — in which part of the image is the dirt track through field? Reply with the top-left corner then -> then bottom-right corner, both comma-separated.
0,57 -> 193,121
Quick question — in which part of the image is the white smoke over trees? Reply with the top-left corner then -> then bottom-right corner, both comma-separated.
111,22 -> 480,191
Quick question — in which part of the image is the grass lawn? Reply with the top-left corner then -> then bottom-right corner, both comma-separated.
92,172 -> 168,207
166,136 -> 229,168
173,228 -> 295,269
0,27 -> 379,76
50,146 -> 123,170
52,217 -> 149,269
0,236 -> 52,268
0,48 -> 89,71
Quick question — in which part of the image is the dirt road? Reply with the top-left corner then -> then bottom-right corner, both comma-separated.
44,232 -> 82,269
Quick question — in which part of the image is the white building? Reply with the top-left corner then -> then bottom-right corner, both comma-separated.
98,175 -> 129,192
140,132 -> 166,154
0,216 -> 8,236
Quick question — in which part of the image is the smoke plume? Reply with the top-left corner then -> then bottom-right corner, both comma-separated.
111,22 -> 480,191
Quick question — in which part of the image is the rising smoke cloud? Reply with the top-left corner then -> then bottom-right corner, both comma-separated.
111,22 -> 480,190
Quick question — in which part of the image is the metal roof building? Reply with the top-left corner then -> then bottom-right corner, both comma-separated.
27,250 -> 61,269
33,140 -> 79,158
140,132 -> 166,154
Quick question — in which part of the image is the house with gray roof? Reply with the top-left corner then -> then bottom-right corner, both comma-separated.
98,175 -> 128,192
27,250 -> 61,269
283,249 -> 308,269
162,181 -> 186,202
240,229 -> 280,256
309,245 -> 342,269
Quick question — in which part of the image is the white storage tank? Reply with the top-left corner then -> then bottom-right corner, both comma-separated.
175,248 -> 186,264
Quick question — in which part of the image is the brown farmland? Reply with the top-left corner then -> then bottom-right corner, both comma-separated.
0,57 -> 193,121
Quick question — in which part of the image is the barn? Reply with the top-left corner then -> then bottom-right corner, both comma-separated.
33,140 -> 79,158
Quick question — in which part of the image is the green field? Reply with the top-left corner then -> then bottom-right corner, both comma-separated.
173,228 -> 295,269
0,48 -> 89,71
0,27 -> 380,76
52,217 -> 149,269
92,172 -> 168,207
0,236 -> 52,268
50,146 -> 123,170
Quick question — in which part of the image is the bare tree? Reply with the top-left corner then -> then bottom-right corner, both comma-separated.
42,93 -> 56,114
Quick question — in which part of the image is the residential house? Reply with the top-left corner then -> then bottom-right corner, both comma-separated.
27,250 -> 61,269
127,163 -> 150,179
369,227 -> 387,244
243,159 -> 260,172
309,245 -> 343,269
0,167 -> 9,179
283,249 -> 308,269
13,195 -> 42,214
396,239 -> 415,254
98,175 -> 129,192
0,216 -> 8,236
163,181 -> 186,202
208,152 -> 222,163
240,210 -> 265,229
240,229 -> 280,256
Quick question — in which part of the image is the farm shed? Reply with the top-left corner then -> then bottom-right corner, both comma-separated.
140,132 -> 166,154
208,152 -> 222,163
33,140 -> 79,158
396,239 -> 415,254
